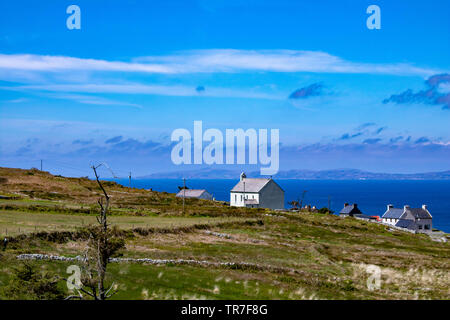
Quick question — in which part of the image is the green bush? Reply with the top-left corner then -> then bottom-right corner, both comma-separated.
0,263 -> 64,300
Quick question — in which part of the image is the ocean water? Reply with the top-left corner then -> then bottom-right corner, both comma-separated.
113,179 -> 450,233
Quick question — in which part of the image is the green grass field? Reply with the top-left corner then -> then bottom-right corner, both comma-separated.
0,207 -> 256,237
0,168 -> 449,300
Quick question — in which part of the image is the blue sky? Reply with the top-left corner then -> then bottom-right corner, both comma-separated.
0,0 -> 449,177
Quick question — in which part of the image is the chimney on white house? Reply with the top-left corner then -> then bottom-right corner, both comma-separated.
240,172 -> 246,181
387,204 -> 394,210
404,205 -> 410,210
344,203 -> 349,207
422,204 -> 428,211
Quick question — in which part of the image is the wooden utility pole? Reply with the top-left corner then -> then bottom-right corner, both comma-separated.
40,160 -> 43,171
243,181 -> 246,206
128,172 -> 132,188
300,190 -> 307,209
182,178 -> 186,214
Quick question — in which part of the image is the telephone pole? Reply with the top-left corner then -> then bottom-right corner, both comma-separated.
40,160 -> 43,171
300,190 -> 307,209
128,172 -> 132,188
243,181 -> 246,206
182,178 -> 186,214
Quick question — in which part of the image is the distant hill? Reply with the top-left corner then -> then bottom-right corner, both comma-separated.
139,168 -> 450,180
271,169 -> 450,180
139,168 -> 240,179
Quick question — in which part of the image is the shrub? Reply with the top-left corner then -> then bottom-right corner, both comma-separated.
318,207 -> 334,214
0,263 -> 64,300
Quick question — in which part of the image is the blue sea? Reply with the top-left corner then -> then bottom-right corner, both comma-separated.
112,179 -> 450,233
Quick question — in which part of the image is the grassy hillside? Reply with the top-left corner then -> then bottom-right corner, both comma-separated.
0,167 -> 449,300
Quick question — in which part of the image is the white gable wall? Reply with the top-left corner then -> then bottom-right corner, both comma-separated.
258,180 -> 284,210
198,191 -> 213,200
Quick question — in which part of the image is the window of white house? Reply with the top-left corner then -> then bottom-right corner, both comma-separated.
418,225 -> 423,229
425,224 -> 430,230
235,194 -> 237,202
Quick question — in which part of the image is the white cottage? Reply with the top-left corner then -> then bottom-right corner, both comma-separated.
230,172 -> 284,210
382,204 -> 432,234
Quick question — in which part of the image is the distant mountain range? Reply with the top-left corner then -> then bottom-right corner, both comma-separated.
138,168 -> 450,180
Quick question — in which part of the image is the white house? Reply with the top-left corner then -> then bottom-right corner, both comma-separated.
176,189 -> 213,200
230,172 -> 284,210
382,204 -> 432,234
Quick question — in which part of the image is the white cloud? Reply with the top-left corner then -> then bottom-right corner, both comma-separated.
4,98 -> 29,103
48,93 -> 143,108
0,50 -> 442,76
136,49 -> 442,76
0,54 -> 171,73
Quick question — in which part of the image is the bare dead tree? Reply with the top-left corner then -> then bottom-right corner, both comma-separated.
93,164 -> 109,299
65,164 -> 124,300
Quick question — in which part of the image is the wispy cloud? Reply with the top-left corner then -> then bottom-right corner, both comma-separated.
289,83 -> 324,99
356,122 -> 376,130
375,126 -> 387,135
383,73 -> 450,109
0,54 -> 171,73
0,50 -> 442,76
336,123 -> 388,142
338,132 -> 363,141
48,93 -> 143,108
363,138 -> 382,144
389,136 -> 404,143
105,136 -> 123,144
4,98 -> 29,103
415,136 -> 431,144
136,50 -> 441,76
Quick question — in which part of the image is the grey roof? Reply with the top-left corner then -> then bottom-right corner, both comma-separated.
395,219 -> 415,229
340,204 -> 362,215
354,213 -> 377,220
176,189 -> 209,198
382,208 -> 404,219
231,178 -> 271,193
407,208 -> 432,219
382,207 -> 432,219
